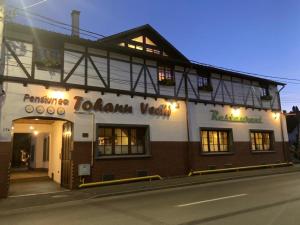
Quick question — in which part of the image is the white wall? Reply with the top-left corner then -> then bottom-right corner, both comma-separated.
0,82 -> 288,146
49,121 -> 63,183
188,103 -> 288,142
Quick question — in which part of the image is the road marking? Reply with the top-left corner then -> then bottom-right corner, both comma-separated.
8,190 -> 70,198
177,193 -> 248,207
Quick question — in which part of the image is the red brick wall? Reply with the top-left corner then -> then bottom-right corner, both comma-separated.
0,142 -> 11,198
71,141 -> 187,188
71,141 -> 288,189
190,142 -> 288,171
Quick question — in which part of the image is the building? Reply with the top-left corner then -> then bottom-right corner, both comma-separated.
0,10 -> 289,198
285,106 -> 300,160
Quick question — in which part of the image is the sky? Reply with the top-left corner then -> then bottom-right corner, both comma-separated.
7,0 -> 300,111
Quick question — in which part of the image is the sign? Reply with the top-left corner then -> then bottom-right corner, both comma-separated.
22,94 -> 173,118
23,94 -> 68,116
210,110 -> 262,124
78,164 -> 91,176
74,96 -> 172,117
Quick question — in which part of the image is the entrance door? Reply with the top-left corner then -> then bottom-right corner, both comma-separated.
12,133 -> 32,169
61,122 -> 73,188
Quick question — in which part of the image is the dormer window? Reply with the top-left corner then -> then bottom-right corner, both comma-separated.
118,35 -> 168,56
197,72 -> 212,92
260,85 -> 272,101
158,66 -> 175,86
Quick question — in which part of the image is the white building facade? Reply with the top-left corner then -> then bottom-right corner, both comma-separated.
0,18 -> 289,197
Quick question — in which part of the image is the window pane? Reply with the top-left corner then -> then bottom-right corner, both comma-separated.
251,131 -> 272,151
201,130 -> 230,153
115,146 -> 121,154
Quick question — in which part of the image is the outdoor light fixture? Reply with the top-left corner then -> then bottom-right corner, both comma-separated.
273,112 -> 280,120
29,126 -> 34,130
64,131 -> 72,137
33,130 -> 39,136
231,108 -> 241,117
168,101 -> 180,110
48,90 -> 65,99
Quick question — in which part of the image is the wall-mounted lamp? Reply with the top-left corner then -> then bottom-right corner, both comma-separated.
231,107 -> 241,117
48,90 -> 65,99
168,101 -> 180,110
273,112 -> 280,120
29,126 -> 34,130
33,130 -> 39,136
64,131 -> 72,137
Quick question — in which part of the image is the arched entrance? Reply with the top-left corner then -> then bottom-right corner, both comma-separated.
9,116 -> 73,196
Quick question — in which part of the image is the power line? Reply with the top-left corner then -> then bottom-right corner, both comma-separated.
191,60 -> 297,84
6,5 -> 106,39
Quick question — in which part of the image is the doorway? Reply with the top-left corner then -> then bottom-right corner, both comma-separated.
9,117 -> 73,196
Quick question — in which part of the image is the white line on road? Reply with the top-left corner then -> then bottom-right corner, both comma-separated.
8,190 -> 70,198
177,193 -> 248,207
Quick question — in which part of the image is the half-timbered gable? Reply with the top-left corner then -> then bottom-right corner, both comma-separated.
1,22 -> 284,110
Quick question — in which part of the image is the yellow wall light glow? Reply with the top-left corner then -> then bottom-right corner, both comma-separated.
48,90 -> 66,99
167,101 -> 180,110
33,130 -> 39,136
231,108 -> 241,117
273,112 -> 280,120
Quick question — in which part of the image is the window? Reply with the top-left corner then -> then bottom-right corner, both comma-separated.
96,125 -> 148,157
118,35 -> 168,56
198,76 -> 209,87
250,130 -> 273,151
201,129 -> 232,153
35,46 -> 62,71
158,66 -> 175,86
197,75 -> 212,91
261,86 -> 270,96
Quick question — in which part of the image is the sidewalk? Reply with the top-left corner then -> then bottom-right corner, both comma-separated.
1,165 -> 300,214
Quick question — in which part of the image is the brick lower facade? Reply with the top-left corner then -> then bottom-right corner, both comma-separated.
70,141 -> 289,189
0,142 -> 11,198
0,140 -> 289,198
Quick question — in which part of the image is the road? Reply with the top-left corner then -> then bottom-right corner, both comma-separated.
1,172 -> 300,225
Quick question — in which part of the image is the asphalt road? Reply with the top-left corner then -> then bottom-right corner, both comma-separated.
1,172 -> 300,225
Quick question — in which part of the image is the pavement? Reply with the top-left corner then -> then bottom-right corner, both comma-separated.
2,166 -> 300,224
1,164 -> 300,213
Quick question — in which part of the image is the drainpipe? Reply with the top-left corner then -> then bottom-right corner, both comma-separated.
74,111 -> 95,166
184,67 -> 192,173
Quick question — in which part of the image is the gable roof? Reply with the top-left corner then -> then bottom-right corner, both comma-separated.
98,24 -> 189,62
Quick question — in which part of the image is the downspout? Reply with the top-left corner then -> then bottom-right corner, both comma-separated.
184,67 -> 192,173
278,85 -> 289,162
74,111 -> 95,166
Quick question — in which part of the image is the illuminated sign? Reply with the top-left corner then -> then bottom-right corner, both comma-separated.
74,96 -> 172,117
210,110 -> 262,123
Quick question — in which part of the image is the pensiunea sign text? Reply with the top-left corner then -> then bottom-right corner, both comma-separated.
210,110 -> 262,124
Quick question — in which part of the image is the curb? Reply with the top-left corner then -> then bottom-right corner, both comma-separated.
92,168 -> 300,199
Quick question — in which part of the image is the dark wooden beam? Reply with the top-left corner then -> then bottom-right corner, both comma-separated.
87,55 -> 108,88
4,40 -> 31,79
63,54 -> 84,83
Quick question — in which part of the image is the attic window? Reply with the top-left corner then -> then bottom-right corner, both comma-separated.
118,35 -> 167,56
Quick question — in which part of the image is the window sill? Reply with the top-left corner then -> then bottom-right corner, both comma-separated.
201,152 -> 234,156
251,150 -> 276,154
95,154 -> 152,160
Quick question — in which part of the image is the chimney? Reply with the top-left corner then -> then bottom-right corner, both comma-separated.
71,10 -> 80,37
